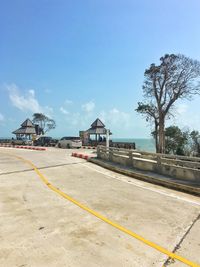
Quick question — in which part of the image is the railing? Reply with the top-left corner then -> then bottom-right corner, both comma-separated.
97,146 -> 200,182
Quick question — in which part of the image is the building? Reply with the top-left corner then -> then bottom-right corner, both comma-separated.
80,118 -> 112,146
12,119 -> 36,140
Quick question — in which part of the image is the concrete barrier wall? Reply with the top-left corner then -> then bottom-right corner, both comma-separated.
97,146 -> 200,183
155,164 -> 200,181
133,158 -> 156,172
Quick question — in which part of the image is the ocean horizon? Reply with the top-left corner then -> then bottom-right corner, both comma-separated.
112,138 -> 156,152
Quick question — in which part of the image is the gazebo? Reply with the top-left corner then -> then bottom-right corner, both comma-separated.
81,118 -> 112,146
12,119 -> 36,140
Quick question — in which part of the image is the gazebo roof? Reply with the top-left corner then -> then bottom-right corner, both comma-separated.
13,118 -> 36,135
87,118 -> 112,135
21,119 -> 34,127
91,118 -> 105,128
12,127 -> 36,135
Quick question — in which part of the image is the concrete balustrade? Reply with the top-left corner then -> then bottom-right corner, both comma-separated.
97,146 -> 200,183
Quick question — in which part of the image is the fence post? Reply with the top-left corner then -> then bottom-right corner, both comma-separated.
128,150 -> 133,167
97,146 -> 101,159
108,148 -> 113,162
156,155 -> 162,172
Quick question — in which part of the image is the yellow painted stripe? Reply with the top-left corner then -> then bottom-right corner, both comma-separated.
10,154 -> 200,267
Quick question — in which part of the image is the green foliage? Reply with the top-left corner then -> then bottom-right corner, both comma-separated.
164,126 -> 200,157
165,126 -> 189,155
135,102 -> 158,122
33,113 -> 56,134
190,130 -> 200,156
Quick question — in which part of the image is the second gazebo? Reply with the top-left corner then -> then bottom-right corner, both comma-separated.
86,118 -> 112,145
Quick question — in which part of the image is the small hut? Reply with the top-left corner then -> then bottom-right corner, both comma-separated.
12,119 -> 36,140
81,118 -> 112,146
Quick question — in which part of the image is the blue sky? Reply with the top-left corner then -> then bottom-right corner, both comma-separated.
1,0 -> 200,138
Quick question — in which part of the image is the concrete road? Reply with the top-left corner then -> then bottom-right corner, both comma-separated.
0,147 -> 200,267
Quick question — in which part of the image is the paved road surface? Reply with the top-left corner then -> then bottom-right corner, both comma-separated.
0,147 -> 200,267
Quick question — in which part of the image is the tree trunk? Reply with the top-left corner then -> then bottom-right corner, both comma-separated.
158,115 -> 165,154
154,122 -> 159,153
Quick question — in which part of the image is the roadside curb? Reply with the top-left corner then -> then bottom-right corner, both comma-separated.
71,152 -> 95,160
0,144 -> 46,151
89,158 -> 200,196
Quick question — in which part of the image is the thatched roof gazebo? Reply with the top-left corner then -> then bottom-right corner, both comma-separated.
12,119 -> 36,139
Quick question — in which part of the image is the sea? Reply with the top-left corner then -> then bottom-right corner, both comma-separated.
112,138 -> 156,152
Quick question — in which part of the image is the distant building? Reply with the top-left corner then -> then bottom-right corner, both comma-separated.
80,118 -> 112,146
80,118 -> 135,149
12,118 -> 36,140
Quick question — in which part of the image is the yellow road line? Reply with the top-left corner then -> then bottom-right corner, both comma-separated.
8,154 -> 200,267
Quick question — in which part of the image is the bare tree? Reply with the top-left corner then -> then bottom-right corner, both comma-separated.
136,54 -> 200,153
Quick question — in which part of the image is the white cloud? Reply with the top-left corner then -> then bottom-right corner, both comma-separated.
63,112 -> 87,129
60,106 -> 69,115
60,99 -> 73,115
59,101 -> 131,134
61,106 -> 132,133
99,108 -> 131,128
0,112 -> 4,121
8,84 -> 40,112
7,83 -> 53,116
82,101 -> 95,113
166,100 -> 200,132
44,106 -> 54,117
